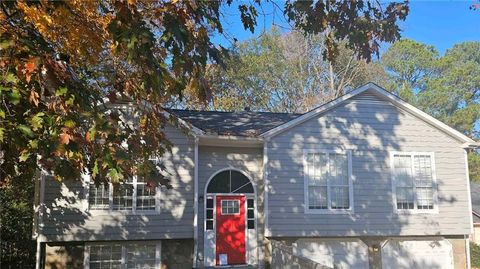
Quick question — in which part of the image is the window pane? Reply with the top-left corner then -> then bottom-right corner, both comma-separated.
414,155 -> 433,181
89,245 -> 122,268
417,187 -> 434,209
308,186 -> 328,209
89,184 -> 109,210
396,187 -> 414,209
221,200 -> 240,215
247,199 -> 254,209
231,171 -> 251,192
136,184 -> 156,211
394,155 -> 413,187
206,171 -> 231,193
308,153 -> 328,186
247,220 -> 255,229
206,198 -> 214,209
112,183 -> 133,210
206,209 -> 213,219
126,244 -> 156,269
329,154 -> 348,185
206,220 -> 213,230
330,186 -> 349,209
247,209 -> 254,219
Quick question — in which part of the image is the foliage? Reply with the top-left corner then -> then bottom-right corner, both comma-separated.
470,151 -> 480,182
471,241 -> 480,268
284,0 -> 409,62
380,39 -> 480,138
381,39 -> 480,181
0,0 -> 410,187
0,169 -> 36,267
196,28 -> 388,113
381,39 -> 438,102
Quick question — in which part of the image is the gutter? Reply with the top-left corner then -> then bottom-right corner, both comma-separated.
462,142 -> 480,149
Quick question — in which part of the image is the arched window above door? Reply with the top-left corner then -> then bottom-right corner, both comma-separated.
206,170 -> 254,194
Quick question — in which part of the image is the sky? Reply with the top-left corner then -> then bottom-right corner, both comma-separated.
214,1 -> 480,56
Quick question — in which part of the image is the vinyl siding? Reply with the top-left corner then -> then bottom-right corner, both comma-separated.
197,146 -> 265,263
40,125 -> 195,241
266,90 -> 471,237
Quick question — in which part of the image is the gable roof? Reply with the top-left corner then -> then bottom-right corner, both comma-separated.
167,109 -> 301,137
260,82 -> 476,144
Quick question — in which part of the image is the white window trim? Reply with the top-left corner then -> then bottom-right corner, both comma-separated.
303,149 -> 354,214
390,151 -> 439,214
84,175 -> 161,215
84,241 -> 162,269
220,199 -> 241,215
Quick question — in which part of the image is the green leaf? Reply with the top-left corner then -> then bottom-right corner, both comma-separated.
92,160 -> 99,179
107,168 -> 123,183
30,112 -> 45,131
0,109 -> 5,119
28,139 -> 38,149
65,95 -> 75,106
18,124 -> 34,138
0,39 -> 14,50
0,128 -> 5,142
64,119 -> 76,128
5,73 -> 18,84
0,86 -> 11,93
55,87 -> 68,97
9,89 -> 21,105
19,151 -> 30,162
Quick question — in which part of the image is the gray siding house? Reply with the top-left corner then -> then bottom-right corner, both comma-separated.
34,83 -> 477,269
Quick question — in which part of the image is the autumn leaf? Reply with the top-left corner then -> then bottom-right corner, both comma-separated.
59,131 -> 71,145
23,59 -> 36,83
29,90 -> 40,106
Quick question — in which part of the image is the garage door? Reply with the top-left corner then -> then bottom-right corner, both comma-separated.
382,239 -> 453,269
294,238 -> 369,269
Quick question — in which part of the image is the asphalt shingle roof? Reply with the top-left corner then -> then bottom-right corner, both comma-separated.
168,109 -> 302,137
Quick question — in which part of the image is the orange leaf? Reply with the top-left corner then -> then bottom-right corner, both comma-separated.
29,90 -> 40,106
59,132 -> 71,145
25,60 -> 36,73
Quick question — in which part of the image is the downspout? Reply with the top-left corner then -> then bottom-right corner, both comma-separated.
263,139 -> 270,237
262,139 -> 271,267
465,149 -> 474,269
466,234 -> 471,269
193,138 -> 199,268
35,173 -> 45,269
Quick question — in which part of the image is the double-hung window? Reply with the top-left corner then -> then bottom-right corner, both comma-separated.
87,176 -> 158,212
86,242 -> 160,269
304,150 -> 353,213
391,152 -> 437,213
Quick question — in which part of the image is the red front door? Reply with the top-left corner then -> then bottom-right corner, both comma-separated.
216,195 -> 246,265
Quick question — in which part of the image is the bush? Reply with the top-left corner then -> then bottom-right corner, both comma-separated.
471,242 -> 480,268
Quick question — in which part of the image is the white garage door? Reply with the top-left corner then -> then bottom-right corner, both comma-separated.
294,238 -> 369,269
382,239 -> 453,269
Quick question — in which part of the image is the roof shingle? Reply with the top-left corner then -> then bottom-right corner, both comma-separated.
168,109 -> 302,137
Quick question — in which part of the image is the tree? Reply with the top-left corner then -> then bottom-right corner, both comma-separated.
380,39 -> 438,102
470,151 -> 480,182
0,0 -> 409,187
380,40 -> 480,182
418,42 -> 480,137
198,28 -> 389,113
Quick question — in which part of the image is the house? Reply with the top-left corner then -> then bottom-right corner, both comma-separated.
34,83 -> 477,269
470,182 -> 480,245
